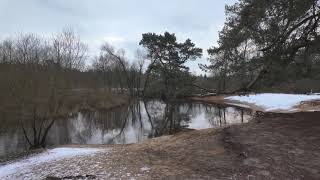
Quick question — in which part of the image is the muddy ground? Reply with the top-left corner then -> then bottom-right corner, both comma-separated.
33,111 -> 320,180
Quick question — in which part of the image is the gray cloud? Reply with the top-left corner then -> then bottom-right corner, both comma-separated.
0,0 -> 236,74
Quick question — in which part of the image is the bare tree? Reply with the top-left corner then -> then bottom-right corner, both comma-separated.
0,29 -> 89,149
100,43 -> 135,95
52,28 -> 87,70
134,49 -> 147,95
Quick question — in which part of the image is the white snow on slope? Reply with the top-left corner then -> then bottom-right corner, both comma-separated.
226,93 -> 320,111
0,147 -> 104,179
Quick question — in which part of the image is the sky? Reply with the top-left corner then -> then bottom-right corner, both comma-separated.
0,0 -> 236,75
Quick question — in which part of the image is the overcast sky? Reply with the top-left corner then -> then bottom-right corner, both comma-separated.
0,0 -> 236,74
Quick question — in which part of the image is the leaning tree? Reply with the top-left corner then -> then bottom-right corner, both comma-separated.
202,0 -> 320,92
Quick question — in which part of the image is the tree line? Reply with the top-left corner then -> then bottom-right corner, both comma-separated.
0,29 -> 205,148
1,0 -> 319,148
0,29 -> 146,148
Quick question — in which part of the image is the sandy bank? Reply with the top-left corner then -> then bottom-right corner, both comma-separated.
191,93 -> 320,113
1,112 -> 319,179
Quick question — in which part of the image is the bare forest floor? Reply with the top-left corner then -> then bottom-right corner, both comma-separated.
3,112 -> 320,179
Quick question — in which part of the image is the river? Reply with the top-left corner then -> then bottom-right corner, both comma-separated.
0,100 -> 253,157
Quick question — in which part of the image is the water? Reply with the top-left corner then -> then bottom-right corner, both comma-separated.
0,100 -> 253,157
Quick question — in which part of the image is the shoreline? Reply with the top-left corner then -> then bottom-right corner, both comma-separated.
1,111 -> 319,179
0,93 -> 131,164
191,94 -> 320,113
1,95 -> 320,179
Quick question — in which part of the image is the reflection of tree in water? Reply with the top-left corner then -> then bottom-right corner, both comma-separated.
202,104 -> 252,126
76,107 -> 129,144
68,101 -> 253,144
43,101 -> 254,146
0,100 -> 256,156
143,101 -> 193,138
0,113 -> 29,156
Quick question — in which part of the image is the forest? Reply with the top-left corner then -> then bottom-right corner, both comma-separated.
0,0 -> 320,179
0,0 -> 319,148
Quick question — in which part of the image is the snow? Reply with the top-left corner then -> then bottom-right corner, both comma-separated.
226,93 -> 320,111
0,147 -> 105,179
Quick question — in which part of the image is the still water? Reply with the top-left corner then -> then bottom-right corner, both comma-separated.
0,100 -> 253,156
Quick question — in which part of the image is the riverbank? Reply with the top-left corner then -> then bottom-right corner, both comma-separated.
64,89 -> 131,113
191,93 -> 320,113
0,88 -> 130,128
1,111 -> 319,179
0,89 -> 130,163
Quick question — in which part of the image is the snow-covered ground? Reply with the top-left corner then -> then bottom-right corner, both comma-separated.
0,147 -> 105,179
226,93 -> 320,112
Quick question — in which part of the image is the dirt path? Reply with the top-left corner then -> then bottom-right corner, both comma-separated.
104,112 -> 320,179
3,112 -> 320,179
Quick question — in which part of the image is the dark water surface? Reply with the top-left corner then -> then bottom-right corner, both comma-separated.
0,100 -> 253,157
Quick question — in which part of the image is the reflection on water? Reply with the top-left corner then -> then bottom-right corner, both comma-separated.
0,100 -> 253,156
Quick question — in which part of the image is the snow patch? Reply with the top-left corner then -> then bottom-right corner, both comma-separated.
226,93 -> 320,111
0,147 -> 105,179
